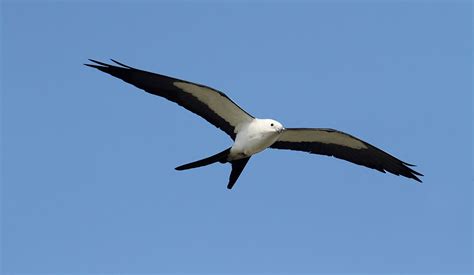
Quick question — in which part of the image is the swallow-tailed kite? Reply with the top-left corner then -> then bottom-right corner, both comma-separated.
85,59 -> 423,189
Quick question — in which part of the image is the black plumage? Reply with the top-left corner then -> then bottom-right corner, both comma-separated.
85,59 -> 253,140
86,59 -> 423,188
271,128 -> 422,182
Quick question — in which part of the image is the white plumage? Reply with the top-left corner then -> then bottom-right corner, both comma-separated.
86,59 -> 423,189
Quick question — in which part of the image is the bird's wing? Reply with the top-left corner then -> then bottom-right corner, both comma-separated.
270,128 -> 423,182
85,59 -> 254,139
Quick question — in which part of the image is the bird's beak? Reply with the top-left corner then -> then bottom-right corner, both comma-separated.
277,127 -> 285,134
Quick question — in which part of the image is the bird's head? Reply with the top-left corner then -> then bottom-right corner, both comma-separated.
260,118 -> 285,134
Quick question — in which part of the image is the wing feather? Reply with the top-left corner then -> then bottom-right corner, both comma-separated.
271,128 -> 423,182
85,59 -> 253,139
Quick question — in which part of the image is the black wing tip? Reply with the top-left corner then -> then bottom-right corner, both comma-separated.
413,170 -> 423,177
110,59 -> 133,68
402,161 -> 417,167
84,59 -> 130,69
83,63 -> 99,69
407,170 -> 423,183
86,59 -> 109,67
402,164 -> 423,183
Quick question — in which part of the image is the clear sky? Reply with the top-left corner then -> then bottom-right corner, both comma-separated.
1,1 -> 472,274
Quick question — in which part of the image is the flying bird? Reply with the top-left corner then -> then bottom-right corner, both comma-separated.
85,59 -> 423,189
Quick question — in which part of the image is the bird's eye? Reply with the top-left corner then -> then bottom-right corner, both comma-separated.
271,123 -> 274,127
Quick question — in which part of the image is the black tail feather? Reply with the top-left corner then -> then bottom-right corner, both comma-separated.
227,157 -> 251,189
175,148 -> 231,171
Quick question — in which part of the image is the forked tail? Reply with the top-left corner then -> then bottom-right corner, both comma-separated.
175,148 -> 231,171
175,147 -> 251,189
227,157 -> 250,189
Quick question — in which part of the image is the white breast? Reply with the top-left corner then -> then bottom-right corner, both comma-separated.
229,119 -> 282,160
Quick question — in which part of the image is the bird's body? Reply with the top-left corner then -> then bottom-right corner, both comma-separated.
229,119 -> 284,160
85,59 -> 423,189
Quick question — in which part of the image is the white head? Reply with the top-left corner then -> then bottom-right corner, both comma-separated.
258,118 -> 285,134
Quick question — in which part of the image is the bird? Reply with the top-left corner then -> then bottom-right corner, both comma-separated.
85,59 -> 423,189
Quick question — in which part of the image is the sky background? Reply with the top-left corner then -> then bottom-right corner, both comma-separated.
1,1 -> 472,274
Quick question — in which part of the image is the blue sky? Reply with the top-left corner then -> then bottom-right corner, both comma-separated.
1,1 -> 472,274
